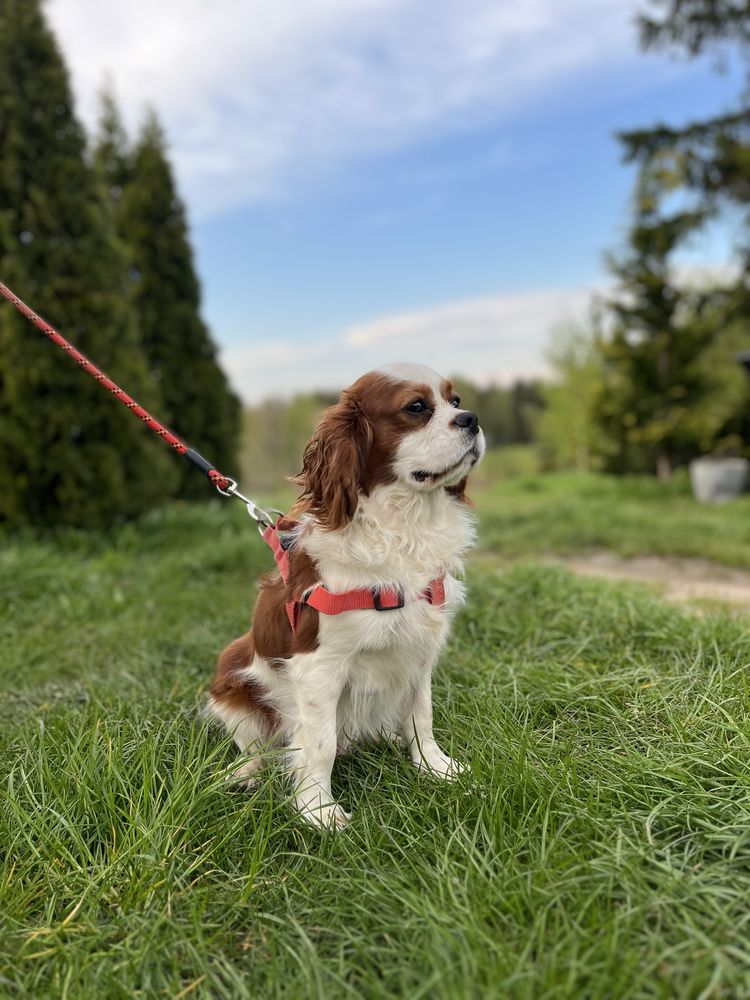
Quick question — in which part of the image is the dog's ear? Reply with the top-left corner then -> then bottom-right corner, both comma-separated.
293,391 -> 373,531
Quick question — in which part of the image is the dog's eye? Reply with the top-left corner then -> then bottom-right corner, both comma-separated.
450,396 -> 461,408
405,399 -> 428,414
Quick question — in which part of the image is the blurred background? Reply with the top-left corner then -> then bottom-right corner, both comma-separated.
3,0 -> 750,525
10,10 -> 750,992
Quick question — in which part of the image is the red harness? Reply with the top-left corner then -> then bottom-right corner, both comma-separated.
262,518 -> 446,633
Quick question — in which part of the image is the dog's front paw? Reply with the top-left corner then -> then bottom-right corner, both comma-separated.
295,792 -> 351,830
414,751 -> 465,781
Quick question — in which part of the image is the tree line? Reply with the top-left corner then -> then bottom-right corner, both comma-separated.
0,0 -> 239,529
241,380 -> 543,490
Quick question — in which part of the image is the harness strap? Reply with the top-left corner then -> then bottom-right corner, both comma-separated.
261,519 -> 298,584
262,521 -> 446,633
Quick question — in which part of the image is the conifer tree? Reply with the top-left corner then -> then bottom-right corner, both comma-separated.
0,0 -> 179,528
94,103 -> 240,497
597,169 -> 741,478
597,0 -> 750,479
93,86 -> 131,206
621,1 -> 750,270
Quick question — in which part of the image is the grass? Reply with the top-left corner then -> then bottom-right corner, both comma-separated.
476,466 -> 750,568
3,478 -> 750,997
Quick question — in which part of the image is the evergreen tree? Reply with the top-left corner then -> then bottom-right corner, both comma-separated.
596,169 -> 740,478
95,104 -> 240,497
597,0 -> 750,479
0,0 -> 179,528
93,86 -> 131,208
621,1 -> 750,272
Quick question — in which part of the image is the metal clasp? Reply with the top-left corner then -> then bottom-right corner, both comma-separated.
215,477 -> 283,532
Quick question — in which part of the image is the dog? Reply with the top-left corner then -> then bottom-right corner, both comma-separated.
208,363 -> 485,828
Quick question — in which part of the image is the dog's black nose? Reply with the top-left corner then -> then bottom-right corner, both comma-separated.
452,411 -> 479,436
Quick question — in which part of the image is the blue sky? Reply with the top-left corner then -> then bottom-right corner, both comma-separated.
48,0 -> 743,399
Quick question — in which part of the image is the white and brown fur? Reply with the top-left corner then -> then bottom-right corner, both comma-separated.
208,363 -> 485,828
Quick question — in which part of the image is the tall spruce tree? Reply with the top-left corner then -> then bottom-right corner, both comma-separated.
93,87 -> 131,207
593,0 -> 750,478
94,102 -> 240,497
0,0 -> 179,528
597,169 -> 742,478
621,1 -> 750,273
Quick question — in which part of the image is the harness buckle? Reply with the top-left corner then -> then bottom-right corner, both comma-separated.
372,586 -> 405,611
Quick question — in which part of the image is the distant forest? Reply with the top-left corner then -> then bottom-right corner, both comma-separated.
240,379 -> 542,489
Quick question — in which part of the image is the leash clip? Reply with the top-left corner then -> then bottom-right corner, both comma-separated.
215,477 -> 281,530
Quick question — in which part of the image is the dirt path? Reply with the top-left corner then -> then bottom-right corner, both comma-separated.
473,549 -> 750,607
555,552 -> 750,607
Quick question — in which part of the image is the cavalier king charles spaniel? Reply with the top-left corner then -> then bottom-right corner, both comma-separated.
208,363 -> 485,828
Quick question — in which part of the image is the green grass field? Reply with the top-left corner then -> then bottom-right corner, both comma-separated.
3,472 -> 750,998
475,457 -> 750,568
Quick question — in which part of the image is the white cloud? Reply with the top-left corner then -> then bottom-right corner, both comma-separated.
221,283 -> 601,400
47,0 -> 639,217
345,287 -> 597,348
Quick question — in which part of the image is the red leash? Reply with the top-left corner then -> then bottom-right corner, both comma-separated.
0,280 -> 447,620
0,280 -> 275,525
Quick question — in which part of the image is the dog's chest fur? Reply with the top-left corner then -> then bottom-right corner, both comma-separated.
300,485 -> 475,668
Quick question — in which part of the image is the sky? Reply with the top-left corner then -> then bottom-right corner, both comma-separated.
46,0 -> 744,400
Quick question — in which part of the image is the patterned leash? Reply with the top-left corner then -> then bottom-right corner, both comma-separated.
0,280 -> 277,528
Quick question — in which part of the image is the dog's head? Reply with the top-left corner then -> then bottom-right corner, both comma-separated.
293,363 -> 485,530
